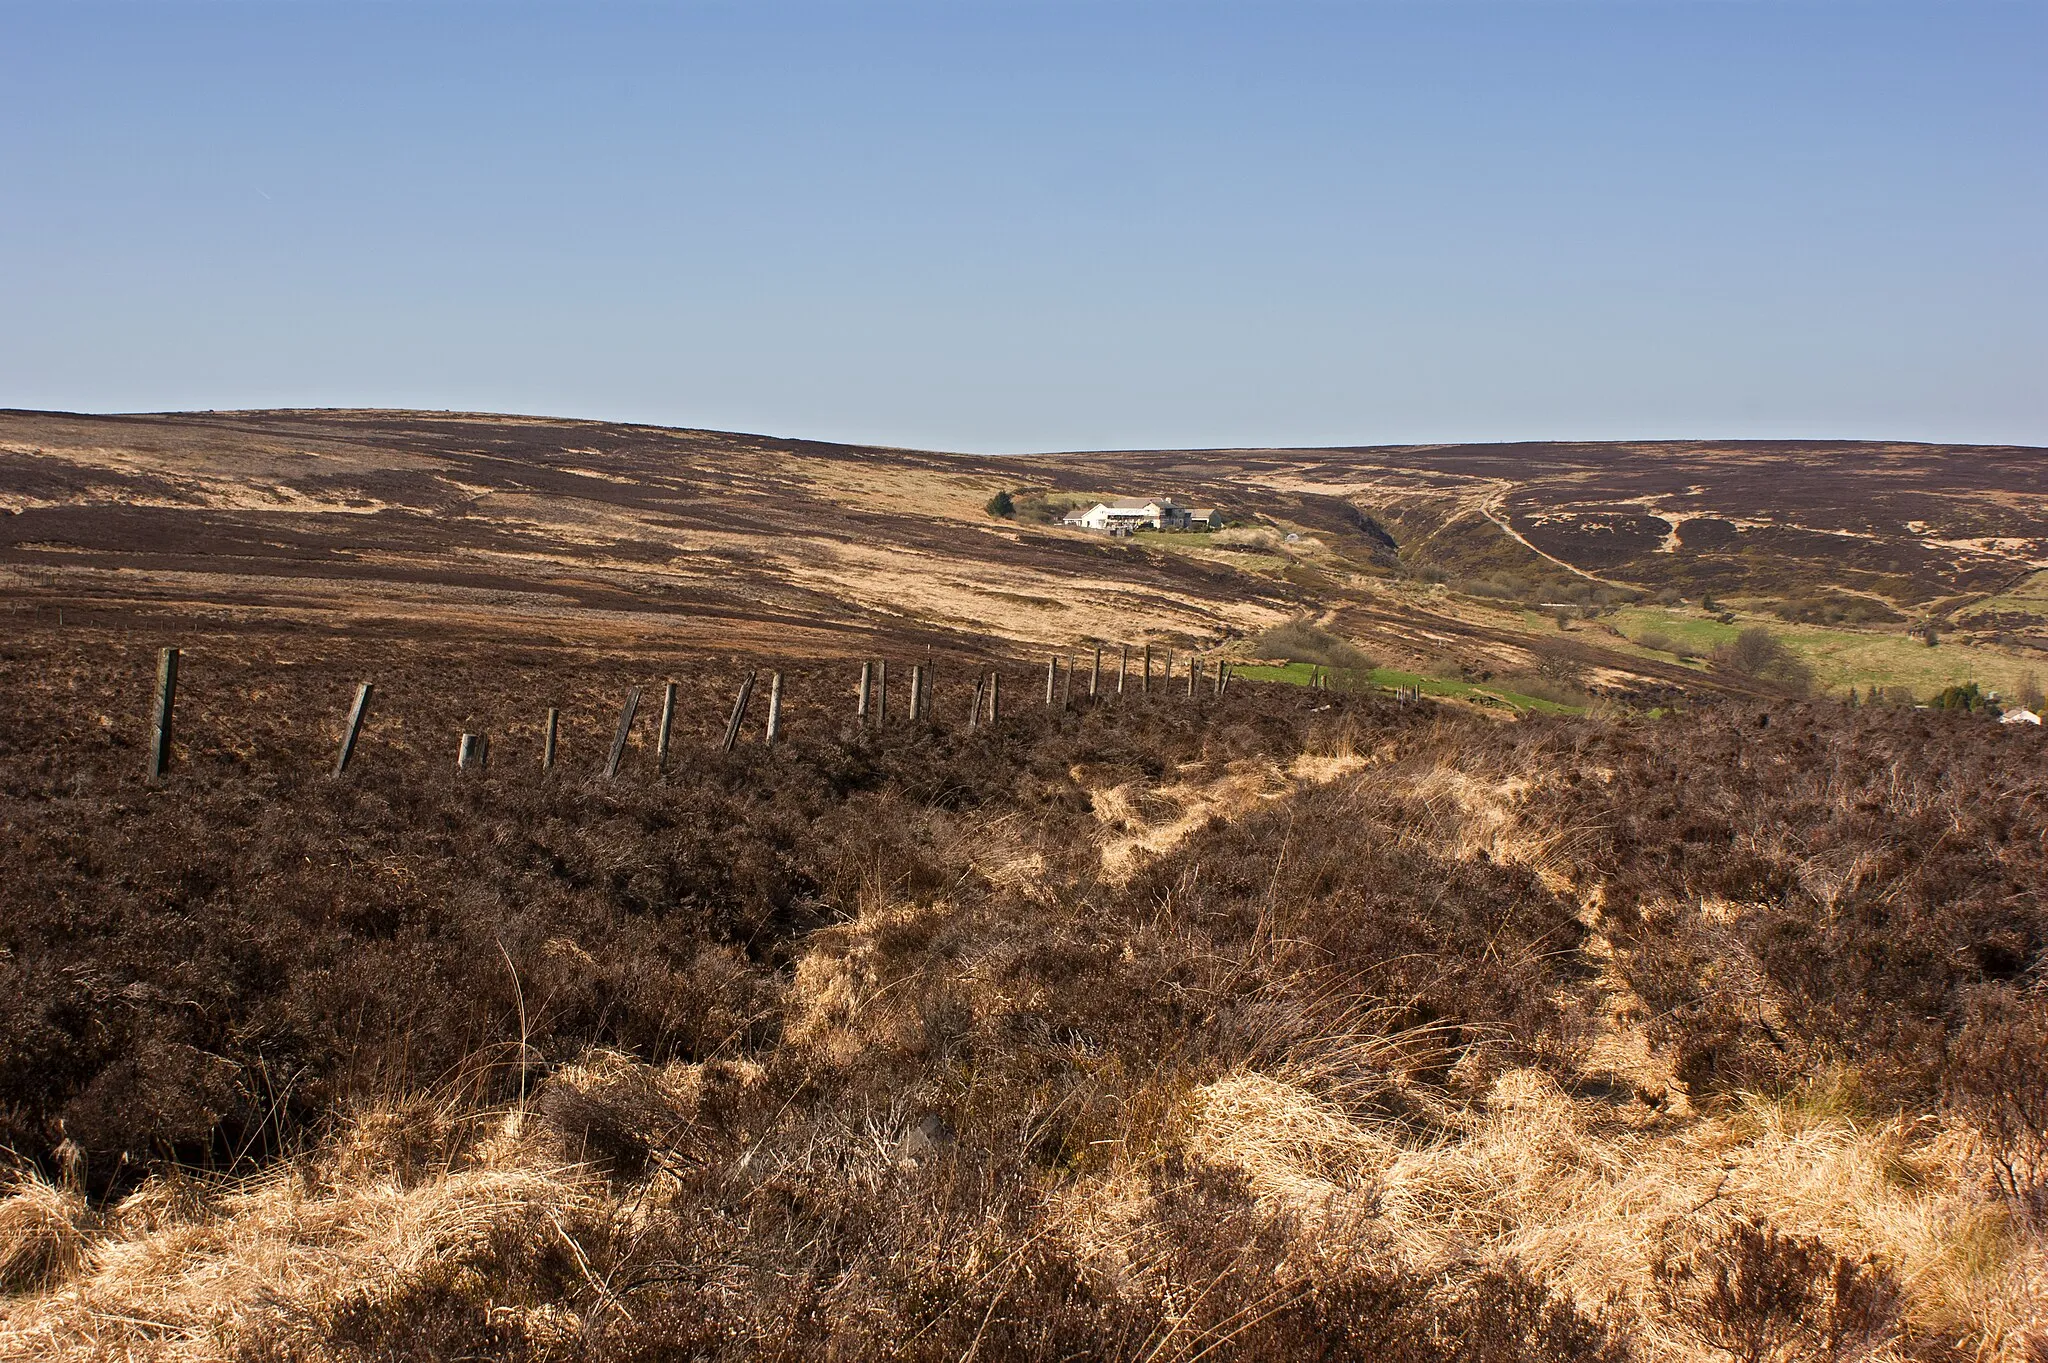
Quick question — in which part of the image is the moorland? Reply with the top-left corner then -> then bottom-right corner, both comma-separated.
0,410 -> 2045,1361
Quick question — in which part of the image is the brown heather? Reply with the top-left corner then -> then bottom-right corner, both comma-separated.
0,626 -> 2043,1360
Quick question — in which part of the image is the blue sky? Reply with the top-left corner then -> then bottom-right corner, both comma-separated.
2,1 -> 2041,452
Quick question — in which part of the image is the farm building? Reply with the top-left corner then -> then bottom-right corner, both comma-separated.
1061,497 -> 1217,532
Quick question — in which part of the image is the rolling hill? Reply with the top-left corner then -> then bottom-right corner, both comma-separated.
2,409 -> 2044,701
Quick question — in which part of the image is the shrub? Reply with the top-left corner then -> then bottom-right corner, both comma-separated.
1931,681 -> 1990,713
1254,619 -> 1373,672
2016,671 -> 2044,713
1711,627 -> 1814,693
1654,1220 -> 1899,1363
984,490 -> 1015,518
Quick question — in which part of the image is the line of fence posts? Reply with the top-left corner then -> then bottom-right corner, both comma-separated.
132,644 -> 1269,790
135,651 -> 810,787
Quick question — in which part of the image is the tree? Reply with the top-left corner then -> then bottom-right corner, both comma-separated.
985,490 -> 1015,519
1932,682 -> 1988,713
1712,627 -> 1814,693
2018,672 -> 2045,713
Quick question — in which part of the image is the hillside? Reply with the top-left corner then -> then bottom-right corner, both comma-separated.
2,412 -> 2046,1359
5,410 -> 2043,703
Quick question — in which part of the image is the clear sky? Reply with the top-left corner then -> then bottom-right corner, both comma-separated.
2,1 -> 2041,453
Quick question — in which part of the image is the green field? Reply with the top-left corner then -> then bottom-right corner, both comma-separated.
1230,661 -> 1583,714
1612,607 -> 2042,700
1956,570 -> 2048,622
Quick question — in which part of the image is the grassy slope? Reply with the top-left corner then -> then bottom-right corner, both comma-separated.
1230,661 -> 1583,714
1612,605 -> 2044,698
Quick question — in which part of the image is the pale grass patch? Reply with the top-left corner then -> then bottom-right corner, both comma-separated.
0,1106 -> 603,1363
1170,1058 -> 2047,1360
0,1173 -> 96,1295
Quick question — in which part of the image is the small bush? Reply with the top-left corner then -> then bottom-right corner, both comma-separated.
984,490 -> 1015,518
1655,1220 -> 1899,1363
1711,627 -> 1814,693
2015,671 -> 2044,713
1254,619 -> 1373,672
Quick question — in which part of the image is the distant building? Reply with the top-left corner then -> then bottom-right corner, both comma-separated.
1064,497 -> 1210,532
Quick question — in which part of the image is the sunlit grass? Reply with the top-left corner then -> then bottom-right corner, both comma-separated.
1231,660 -> 1582,714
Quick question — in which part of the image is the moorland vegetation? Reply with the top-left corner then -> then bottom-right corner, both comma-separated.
0,624 -> 2044,1360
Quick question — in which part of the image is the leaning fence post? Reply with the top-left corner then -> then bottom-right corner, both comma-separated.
858,661 -> 872,724
656,681 -> 679,770
334,681 -> 373,776
765,671 -> 783,745
988,669 -> 999,722
146,647 -> 179,783
721,671 -> 756,752
605,687 -> 641,779
543,707 -> 560,772
968,672 -> 984,729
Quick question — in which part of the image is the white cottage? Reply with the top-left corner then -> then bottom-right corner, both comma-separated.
1068,497 -> 1195,532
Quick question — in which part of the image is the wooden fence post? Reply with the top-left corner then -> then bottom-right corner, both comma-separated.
765,672 -> 783,745
605,687 -> 641,778
334,681 -> 372,776
876,661 -> 888,724
968,672 -> 984,729
656,681 -> 679,770
1164,649 -> 1174,692
543,707 -> 560,772
988,669 -> 999,722
909,664 -> 924,723
1118,645 -> 1128,695
858,661 -> 872,723
1188,659 -> 1200,698
1045,657 -> 1057,706
146,647 -> 179,783
459,732 -> 487,771
1061,653 -> 1073,707
1142,644 -> 1151,694
1090,648 -> 1101,697
721,671 -> 756,752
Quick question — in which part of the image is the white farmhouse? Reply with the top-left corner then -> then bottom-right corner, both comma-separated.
1063,497 -> 1200,532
